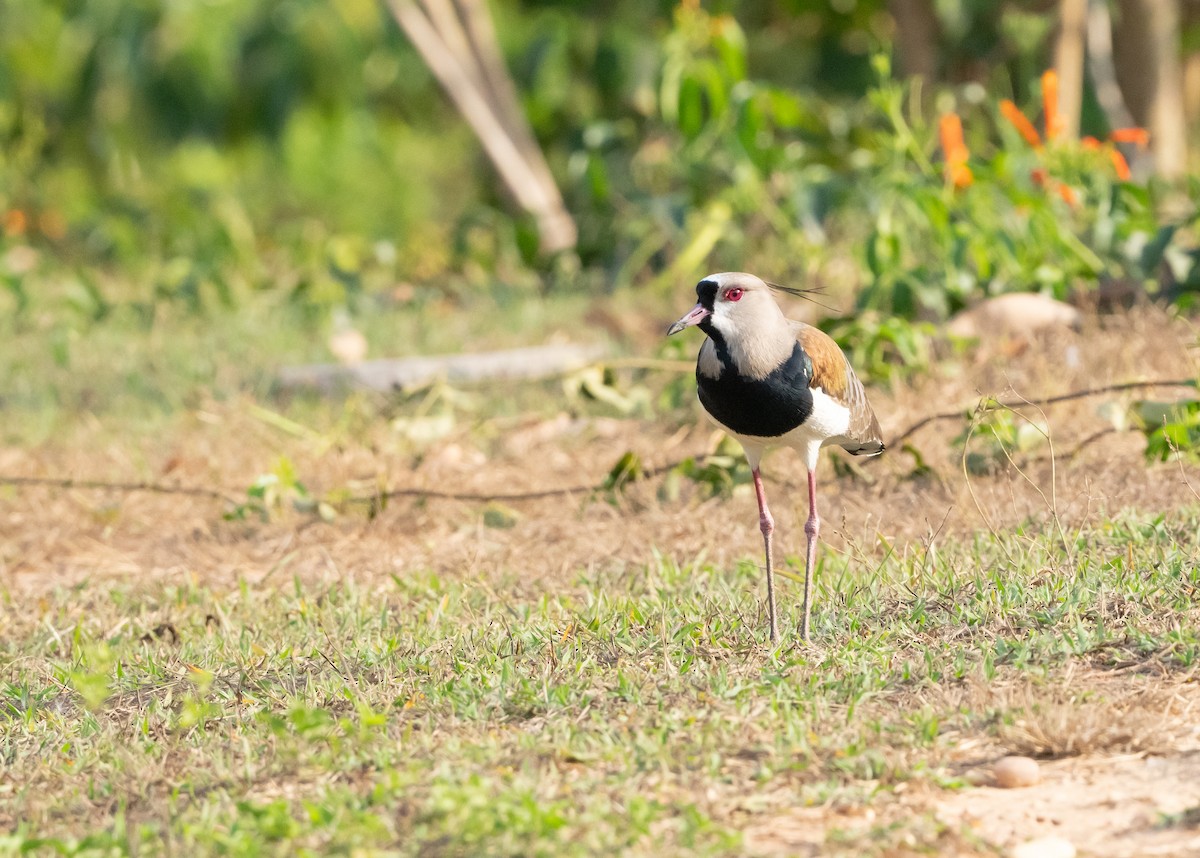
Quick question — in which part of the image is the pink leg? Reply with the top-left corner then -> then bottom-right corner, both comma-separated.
752,468 -> 778,644
801,469 -> 820,642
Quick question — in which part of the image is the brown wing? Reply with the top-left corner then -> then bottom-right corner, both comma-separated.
795,323 -> 884,456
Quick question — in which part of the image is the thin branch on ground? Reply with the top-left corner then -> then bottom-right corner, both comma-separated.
1027,427 -> 1116,463
0,462 -> 691,506
0,476 -> 240,505
889,378 -> 1195,449
354,460 -> 689,504
0,376 -> 1192,508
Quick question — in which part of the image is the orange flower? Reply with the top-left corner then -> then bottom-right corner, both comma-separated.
1109,148 -> 1132,181
939,112 -> 973,188
3,209 -> 26,236
1042,70 -> 1064,140
1003,75 -> 1139,198
939,113 -> 968,160
1110,127 -> 1150,147
1030,168 -> 1078,208
1000,100 -> 1042,148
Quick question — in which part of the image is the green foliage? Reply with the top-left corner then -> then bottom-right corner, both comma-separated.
953,405 -> 1049,475
847,63 -> 1199,325
563,366 -> 651,416
3,0 -> 1200,399
602,450 -> 645,494
570,3 -> 859,288
226,455 -> 335,522
563,10 -> 1200,384
822,314 -> 936,383
659,436 -> 752,502
66,643 -> 116,712
1135,398 -> 1200,463
0,0 -> 473,325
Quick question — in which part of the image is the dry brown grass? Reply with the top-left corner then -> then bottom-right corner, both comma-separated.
1,304 -> 1199,856
992,676 -> 1200,758
3,306 -> 1197,608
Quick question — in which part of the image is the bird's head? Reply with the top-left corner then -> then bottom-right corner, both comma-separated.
666,272 -> 783,339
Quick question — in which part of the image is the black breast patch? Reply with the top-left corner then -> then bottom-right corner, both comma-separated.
696,340 -> 814,438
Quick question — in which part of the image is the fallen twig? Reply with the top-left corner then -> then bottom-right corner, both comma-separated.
0,476 -> 240,506
349,460 -> 690,505
1,377 -> 1192,508
277,343 -> 607,393
889,378 -> 1195,450
0,461 -> 690,507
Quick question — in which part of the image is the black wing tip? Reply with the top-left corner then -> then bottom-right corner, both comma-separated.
847,441 -> 885,457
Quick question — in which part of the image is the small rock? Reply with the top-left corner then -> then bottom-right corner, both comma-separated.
947,293 -> 1081,339
1009,835 -> 1075,858
993,755 -> 1041,788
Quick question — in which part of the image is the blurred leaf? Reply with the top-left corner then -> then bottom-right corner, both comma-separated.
1134,399 -> 1200,462
824,315 -> 934,385
901,442 -> 933,478
563,366 -> 648,415
483,503 -> 520,529
392,414 -> 456,445
602,451 -> 644,493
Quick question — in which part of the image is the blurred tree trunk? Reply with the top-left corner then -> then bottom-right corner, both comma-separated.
385,0 -> 578,254
1053,0 -> 1088,138
1087,0 -> 1138,132
888,0 -> 941,80
1112,0 -> 1188,177
1183,0 -> 1200,124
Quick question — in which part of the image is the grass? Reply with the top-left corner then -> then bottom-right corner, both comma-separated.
1,285 -> 1198,855
0,285 -> 607,446
2,507 -> 1198,856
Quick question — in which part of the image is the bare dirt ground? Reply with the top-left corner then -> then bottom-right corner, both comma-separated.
2,304 -> 1199,855
746,746 -> 1200,857
940,751 -> 1200,857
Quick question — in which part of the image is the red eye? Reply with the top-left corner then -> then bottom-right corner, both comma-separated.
725,288 -> 743,302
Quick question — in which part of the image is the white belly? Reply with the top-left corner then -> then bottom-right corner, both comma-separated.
711,387 -> 850,471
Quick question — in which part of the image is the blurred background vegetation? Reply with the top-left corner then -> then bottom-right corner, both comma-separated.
2,0 -> 1200,430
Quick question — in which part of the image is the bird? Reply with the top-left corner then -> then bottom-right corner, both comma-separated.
667,272 -> 884,644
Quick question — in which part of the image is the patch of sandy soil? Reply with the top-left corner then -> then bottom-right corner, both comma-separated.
936,752 -> 1200,857
743,671 -> 1200,857
743,751 -> 1200,858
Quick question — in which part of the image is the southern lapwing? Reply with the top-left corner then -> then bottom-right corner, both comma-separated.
667,272 -> 884,644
